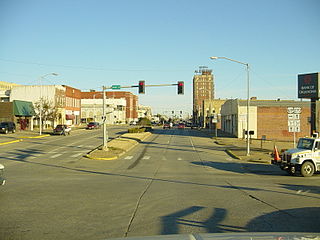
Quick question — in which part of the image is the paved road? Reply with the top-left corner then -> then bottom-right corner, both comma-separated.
0,127 -> 319,240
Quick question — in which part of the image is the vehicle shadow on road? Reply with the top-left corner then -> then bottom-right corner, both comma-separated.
246,207 -> 320,232
160,206 -> 246,234
191,161 -> 286,176
160,206 -> 320,234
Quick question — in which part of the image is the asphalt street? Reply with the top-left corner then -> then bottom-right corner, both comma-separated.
0,127 -> 319,240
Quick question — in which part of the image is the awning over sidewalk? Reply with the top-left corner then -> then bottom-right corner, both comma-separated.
66,114 -> 75,120
13,100 -> 35,117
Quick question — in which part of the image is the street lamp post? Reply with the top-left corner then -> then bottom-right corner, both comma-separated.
210,56 -> 250,156
198,87 -> 212,128
39,73 -> 58,135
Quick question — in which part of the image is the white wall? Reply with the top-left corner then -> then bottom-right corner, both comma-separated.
221,100 -> 257,138
81,98 -> 126,124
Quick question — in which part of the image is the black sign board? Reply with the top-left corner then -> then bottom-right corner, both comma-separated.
298,73 -> 319,99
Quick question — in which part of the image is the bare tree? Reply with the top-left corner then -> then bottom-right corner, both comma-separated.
34,98 -> 59,129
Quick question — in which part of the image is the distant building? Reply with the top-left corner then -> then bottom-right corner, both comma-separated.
0,81 -> 21,102
81,91 -> 138,123
220,99 -> 311,140
64,85 -> 81,125
81,98 -> 126,124
202,99 -> 226,129
0,100 -> 35,130
137,105 -> 152,119
193,67 -> 214,125
10,85 -> 81,127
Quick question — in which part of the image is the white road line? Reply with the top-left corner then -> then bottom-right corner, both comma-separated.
50,154 -> 62,159
124,156 -> 133,160
78,145 -> 83,148
189,137 -> 196,151
142,156 -> 151,160
71,153 -> 83,158
177,157 -> 183,161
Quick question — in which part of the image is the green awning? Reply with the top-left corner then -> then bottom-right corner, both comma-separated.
13,100 -> 35,117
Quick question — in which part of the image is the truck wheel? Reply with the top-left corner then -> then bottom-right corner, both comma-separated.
4,129 -> 8,134
301,161 -> 315,177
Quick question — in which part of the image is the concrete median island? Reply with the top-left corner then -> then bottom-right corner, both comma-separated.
86,132 -> 152,160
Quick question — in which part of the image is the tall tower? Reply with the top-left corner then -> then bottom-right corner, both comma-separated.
193,66 -> 214,124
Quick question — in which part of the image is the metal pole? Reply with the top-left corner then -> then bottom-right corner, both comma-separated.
246,64 -> 250,156
102,86 -> 107,150
39,77 -> 42,135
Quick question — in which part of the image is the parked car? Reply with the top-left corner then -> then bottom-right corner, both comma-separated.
53,124 -> 71,135
0,122 -> 16,134
178,123 -> 185,129
163,123 -> 171,129
86,122 -> 100,129
0,164 -> 5,186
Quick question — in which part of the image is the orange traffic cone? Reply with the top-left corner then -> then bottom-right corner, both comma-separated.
273,145 -> 281,162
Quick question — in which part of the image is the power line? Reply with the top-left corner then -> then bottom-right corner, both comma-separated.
0,58 -> 190,72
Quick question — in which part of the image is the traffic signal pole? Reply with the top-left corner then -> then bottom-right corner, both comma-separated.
100,81 -> 183,151
102,86 -> 108,151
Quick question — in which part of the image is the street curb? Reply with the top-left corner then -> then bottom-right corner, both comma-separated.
0,139 -> 23,146
19,134 -> 50,139
225,149 -> 242,160
86,132 -> 152,161
84,154 -> 118,161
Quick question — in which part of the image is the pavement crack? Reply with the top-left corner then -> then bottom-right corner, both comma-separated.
123,161 -> 161,237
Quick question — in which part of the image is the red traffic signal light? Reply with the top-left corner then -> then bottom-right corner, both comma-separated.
177,81 -> 184,95
138,80 -> 145,94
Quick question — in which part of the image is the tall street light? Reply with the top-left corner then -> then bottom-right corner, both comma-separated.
210,56 -> 250,156
39,73 -> 58,135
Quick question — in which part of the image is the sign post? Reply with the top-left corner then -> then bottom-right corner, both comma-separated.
288,107 -> 301,147
298,72 -> 320,135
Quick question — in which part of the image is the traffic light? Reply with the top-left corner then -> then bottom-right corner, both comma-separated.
138,80 -> 145,94
177,81 -> 184,95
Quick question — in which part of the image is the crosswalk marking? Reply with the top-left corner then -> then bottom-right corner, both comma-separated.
50,154 -> 62,159
124,156 -> 133,160
142,156 -> 150,160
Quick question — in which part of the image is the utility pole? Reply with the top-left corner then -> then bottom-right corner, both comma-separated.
102,86 -> 108,150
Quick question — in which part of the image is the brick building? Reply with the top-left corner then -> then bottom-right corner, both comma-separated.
81,91 -> 138,123
193,67 -> 214,125
64,85 -> 81,125
10,85 -> 81,127
0,100 -> 35,130
221,99 -> 311,141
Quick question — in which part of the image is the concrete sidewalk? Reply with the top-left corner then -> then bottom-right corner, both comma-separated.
214,136 -> 295,164
197,128 -> 295,164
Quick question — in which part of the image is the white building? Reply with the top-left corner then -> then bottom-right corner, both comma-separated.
0,81 -> 21,102
137,105 -> 152,119
81,98 -> 126,124
10,85 -> 72,128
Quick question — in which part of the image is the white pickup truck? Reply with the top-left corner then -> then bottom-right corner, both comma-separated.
275,137 -> 320,177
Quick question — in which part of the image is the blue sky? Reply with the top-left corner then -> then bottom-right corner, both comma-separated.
1,0 -> 319,115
